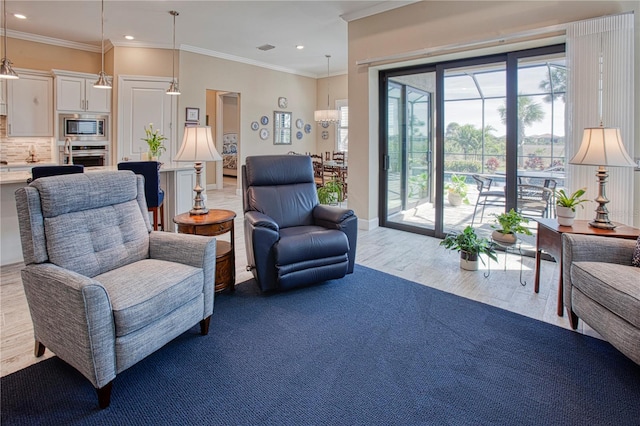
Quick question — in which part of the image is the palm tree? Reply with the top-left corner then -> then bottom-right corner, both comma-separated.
538,67 -> 566,103
445,122 -> 495,161
497,95 -> 545,144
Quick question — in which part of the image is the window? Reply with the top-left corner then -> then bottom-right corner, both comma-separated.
336,100 -> 348,153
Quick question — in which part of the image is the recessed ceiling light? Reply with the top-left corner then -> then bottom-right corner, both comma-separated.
124,35 -> 135,40
296,45 -> 304,50
14,13 -> 26,19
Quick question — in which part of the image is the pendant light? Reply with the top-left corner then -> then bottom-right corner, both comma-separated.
166,10 -> 180,95
0,0 -> 18,79
93,0 -> 111,89
314,54 -> 340,125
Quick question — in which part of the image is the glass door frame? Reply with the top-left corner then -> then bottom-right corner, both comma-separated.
379,44 -> 565,238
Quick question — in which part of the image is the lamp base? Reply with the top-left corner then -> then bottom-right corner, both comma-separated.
588,220 -> 616,230
188,161 -> 209,216
588,165 -> 616,230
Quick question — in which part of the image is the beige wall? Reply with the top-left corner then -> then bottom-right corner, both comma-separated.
7,37 -> 101,73
348,1 -> 640,228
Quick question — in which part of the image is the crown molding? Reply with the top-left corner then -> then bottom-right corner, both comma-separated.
3,29 -> 105,53
339,0 -> 419,22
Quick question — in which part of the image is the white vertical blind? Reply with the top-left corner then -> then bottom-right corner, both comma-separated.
566,13 -> 635,224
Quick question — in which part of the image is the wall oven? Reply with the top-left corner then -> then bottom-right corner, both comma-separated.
59,113 -> 108,142
59,144 -> 109,167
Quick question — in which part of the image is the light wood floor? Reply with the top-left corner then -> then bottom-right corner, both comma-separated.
0,176 -> 598,378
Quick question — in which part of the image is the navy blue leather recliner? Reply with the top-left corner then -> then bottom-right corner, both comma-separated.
243,155 -> 357,291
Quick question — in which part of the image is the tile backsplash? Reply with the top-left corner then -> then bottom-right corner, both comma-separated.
0,116 -> 54,163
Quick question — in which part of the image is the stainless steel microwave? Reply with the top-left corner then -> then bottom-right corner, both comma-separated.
59,114 -> 108,141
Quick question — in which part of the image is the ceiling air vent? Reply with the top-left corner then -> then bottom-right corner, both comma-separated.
257,44 -> 275,51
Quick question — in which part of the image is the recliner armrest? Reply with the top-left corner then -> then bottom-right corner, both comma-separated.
313,204 -> 354,225
563,234 -> 636,267
245,211 -> 279,232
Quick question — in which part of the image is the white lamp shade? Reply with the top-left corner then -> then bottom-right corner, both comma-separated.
174,126 -> 222,162
569,127 -> 636,167
314,109 -> 340,123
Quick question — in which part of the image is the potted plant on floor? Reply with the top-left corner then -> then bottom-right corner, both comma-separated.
491,208 -> 532,246
445,174 -> 470,206
555,188 -> 588,226
317,179 -> 344,205
440,225 -> 497,271
409,172 -> 429,199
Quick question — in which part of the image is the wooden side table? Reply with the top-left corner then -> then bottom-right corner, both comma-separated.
534,218 -> 640,317
174,209 -> 237,293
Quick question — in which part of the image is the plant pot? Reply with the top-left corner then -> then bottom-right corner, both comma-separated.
556,206 -> 575,226
460,251 -> 478,271
448,192 -> 462,207
492,230 -> 517,246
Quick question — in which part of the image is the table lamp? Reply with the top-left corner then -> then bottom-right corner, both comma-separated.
569,125 -> 636,229
174,126 -> 222,215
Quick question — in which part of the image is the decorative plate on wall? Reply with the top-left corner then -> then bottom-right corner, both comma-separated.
321,121 -> 330,128
251,121 -> 259,131
322,130 -> 329,140
296,131 -> 303,140
261,115 -> 269,126
260,128 -> 270,140
304,124 -> 312,134
278,97 -> 288,108
296,118 -> 303,129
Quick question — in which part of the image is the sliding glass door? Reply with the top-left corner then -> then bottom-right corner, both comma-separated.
379,45 -> 565,243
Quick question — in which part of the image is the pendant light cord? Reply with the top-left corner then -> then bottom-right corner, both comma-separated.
2,0 -> 8,60
100,0 -> 104,73
172,11 -> 177,82
326,55 -> 331,108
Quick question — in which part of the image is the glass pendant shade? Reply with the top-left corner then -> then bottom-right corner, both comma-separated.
0,0 -> 18,79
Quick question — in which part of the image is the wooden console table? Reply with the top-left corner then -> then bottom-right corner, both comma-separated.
534,218 -> 640,317
174,209 -> 237,293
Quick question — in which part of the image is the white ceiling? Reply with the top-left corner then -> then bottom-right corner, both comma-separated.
4,1 -> 417,78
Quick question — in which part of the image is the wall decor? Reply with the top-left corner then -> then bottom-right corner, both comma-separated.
296,131 -> 303,140
278,97 -> 288,108
295,118 -> 303,129
186,107 -> 200,122
251,121 -> 259,131
322,130 -> 329,140
304,123 -> 312,134
273,111 -> 292,145
260,128 -> 270,140
260,115 -> 269,125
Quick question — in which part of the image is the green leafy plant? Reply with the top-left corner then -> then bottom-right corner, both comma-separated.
491,208 -> 532,236
555,188 -> 588,211
439,225 -> 497,265
317,179 -> 344,205
445,174 -> 470,204
142,123 -> 167,158
408,172 -> 429,198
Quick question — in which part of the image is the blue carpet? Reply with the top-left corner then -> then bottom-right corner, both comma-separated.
2,265 -> 639,425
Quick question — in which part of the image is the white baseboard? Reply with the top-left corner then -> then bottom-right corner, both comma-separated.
358,217 -> 379,231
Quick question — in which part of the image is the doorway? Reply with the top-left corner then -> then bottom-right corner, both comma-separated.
205,90 -> 240,192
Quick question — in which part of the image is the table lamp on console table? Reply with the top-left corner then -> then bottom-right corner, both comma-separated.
174,126 -> 222,215
569,125 -> 636,229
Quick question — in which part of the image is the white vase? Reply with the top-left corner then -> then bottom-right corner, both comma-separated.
460,251 -> 478,271
491,230 -> 517,246
556,206 -> 575,226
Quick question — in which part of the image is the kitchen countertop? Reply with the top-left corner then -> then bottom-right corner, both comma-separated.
0,162 -> 196,185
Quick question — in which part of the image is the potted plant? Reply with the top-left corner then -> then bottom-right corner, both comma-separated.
445,174 -> 470,206
439,225 -> 497,271
408,172 -> 429,198
555,188 -> 588,226
491,208 -> 532,246
317,179 -> 344,205
142,123 -> 167,160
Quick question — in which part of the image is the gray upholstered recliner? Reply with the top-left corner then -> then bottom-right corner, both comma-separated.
15,171 -> 217,408
563,234 -> 640,365
243,155 -> 357,291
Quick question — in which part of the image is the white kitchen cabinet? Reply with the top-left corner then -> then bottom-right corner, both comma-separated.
7,71 -> 53,137
0,79 -> 6,116
55,73 -> 110,113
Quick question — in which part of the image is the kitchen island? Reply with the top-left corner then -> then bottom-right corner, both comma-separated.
1,163 -> 196,266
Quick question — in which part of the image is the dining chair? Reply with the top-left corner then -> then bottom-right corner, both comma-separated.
310,154 -> 325,188
29,165 -> 84,182
471,174 -> 505,225
117,161 -> 165,231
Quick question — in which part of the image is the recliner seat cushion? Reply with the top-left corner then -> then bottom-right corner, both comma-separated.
276,226 -> 349,265
95,259 -> 204,337
571,261 -> 640,329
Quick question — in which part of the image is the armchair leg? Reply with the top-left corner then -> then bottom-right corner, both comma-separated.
96,381 -> 113,409
200,316 -> 211,336
34,340 -> 45,357
568,310 -> 579,330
